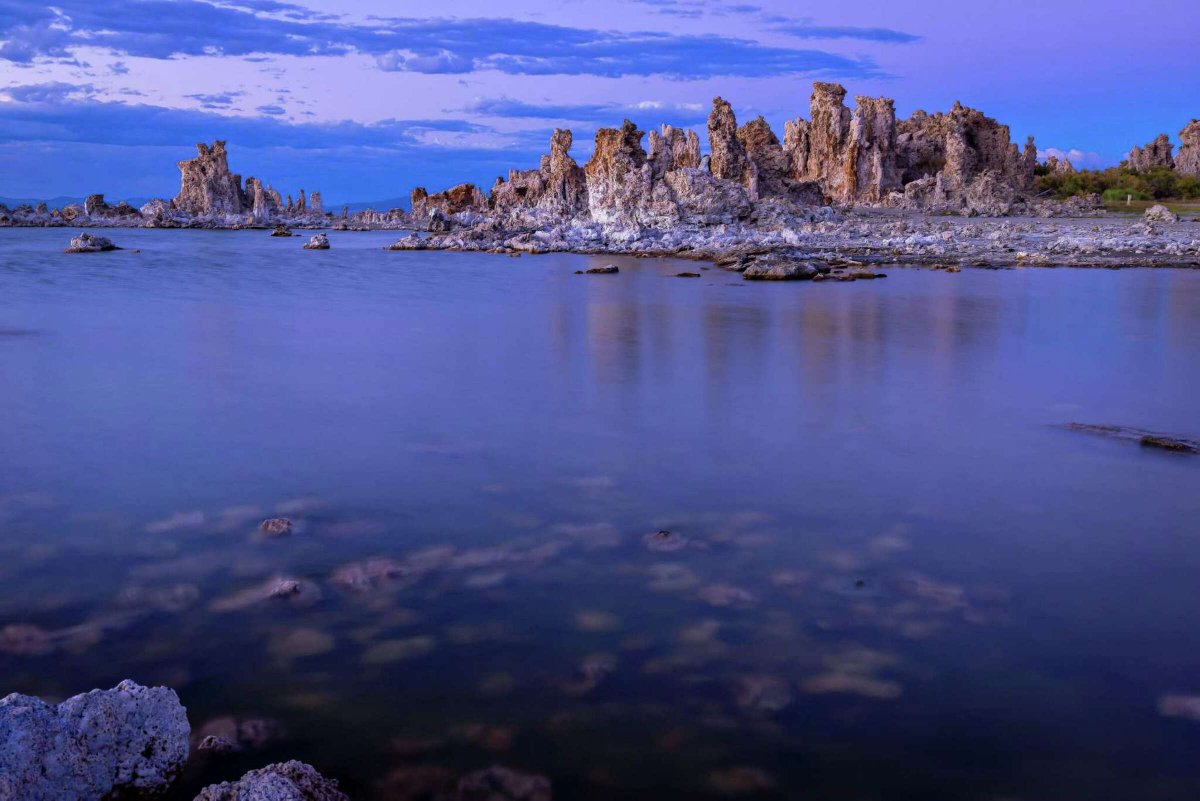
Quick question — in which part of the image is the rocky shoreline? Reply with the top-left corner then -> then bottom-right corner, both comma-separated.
4,81 -> 1199,270
1,680 -> 551,801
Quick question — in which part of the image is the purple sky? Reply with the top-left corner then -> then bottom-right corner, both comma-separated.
1,0 -> 1197,205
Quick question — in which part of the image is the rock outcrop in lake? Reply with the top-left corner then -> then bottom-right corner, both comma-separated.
0,680 -> 190,801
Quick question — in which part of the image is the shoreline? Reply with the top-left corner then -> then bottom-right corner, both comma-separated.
8,206 -> 1200,271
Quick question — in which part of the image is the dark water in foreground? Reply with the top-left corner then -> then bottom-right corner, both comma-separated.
2,228 -> 1200,800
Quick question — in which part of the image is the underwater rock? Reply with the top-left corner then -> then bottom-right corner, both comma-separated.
259,517 -> 294,537
193,760 -> 348,801
0,680 -> 189,801
643,529 -> 688,552
361,636 -> 437,664
734,675 -> 793,713
1064,423 -> 1198,454
210,576 -> 322,611
194,716 -> 286,751
1158,694 -> 1200,722
456,765 -> 552,801
707,766 -> 777,795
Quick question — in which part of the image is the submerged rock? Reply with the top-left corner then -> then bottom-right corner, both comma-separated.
0,680 -> 189,801
303,233 -> 330,250
456,765 -> 552,801
259,517 -> 294,537
193,760 -> 348,801
1064,423 -> 1198,454
65,233 -> 119,253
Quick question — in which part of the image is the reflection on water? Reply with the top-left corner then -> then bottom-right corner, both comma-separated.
2,228 -> 1200,800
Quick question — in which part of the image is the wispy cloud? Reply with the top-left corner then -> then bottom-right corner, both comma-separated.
0,1 -> 881,79
463,97 -> 709,127
774,24 -> 921,43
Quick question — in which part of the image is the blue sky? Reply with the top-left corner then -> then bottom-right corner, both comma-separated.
0,0 -> 1197,204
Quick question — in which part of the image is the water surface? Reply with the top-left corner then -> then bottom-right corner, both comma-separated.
1,228 -> 1199,800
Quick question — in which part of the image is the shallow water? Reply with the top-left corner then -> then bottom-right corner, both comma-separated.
2,227 -> 1200,800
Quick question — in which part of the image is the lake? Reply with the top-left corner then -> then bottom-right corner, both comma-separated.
1,227 -> 1199,800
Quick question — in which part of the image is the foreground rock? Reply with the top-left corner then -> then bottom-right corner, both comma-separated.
1144,204 -> 1180,224
65,233 -> 119,253
303,233 -> 330,250
193,760 -> 348,801
0,680 -> 189,801
742,257 -> 819,281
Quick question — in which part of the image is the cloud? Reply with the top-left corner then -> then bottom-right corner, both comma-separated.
1039,146 -> 1110,170
0,86 -> 500,150
0,1 -> 881,79
463,97 -> 709,127
774,24 -> 921,43
255,103 -> 286,116
184,91 -> 245,109
0,82 -> 95,103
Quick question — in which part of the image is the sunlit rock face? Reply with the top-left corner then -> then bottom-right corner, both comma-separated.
1176,121 -> 1200,178
584,120 -> 659,227
1127,133 -> 1175,172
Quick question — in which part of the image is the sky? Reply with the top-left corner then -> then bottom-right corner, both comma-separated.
0,0 -> 1197,205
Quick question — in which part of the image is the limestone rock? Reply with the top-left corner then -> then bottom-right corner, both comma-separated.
302,233 -> 330,250
648,125 -> 700,179
662,168 -> 752,225
584,120 -> 658,227
411,184 -> 487,229
83,194 -> 109,216
1177,120 -> 1200,178
1044,155 -> 1075,174
65,233 -> 119,252
193,760 -> 348,801
1127,133 -> 1174,172
894,100 -> 1035,211
708,97 -> 757,197
1144,204 -> 1179,224
245,177 -> 279,222
784,84 -> 900,203
173,140 -> 245,216
742,257 -> 819,280
0,680 -> 189,801
737,116 -> 789,197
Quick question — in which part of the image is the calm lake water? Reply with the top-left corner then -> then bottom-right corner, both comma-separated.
2,227 -> 1199,800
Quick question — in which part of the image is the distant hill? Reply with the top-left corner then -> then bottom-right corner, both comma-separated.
338,197 -> 410,213
0,195 -> 152,209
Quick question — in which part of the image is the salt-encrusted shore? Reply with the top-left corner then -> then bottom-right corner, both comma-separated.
4,81 -> 1198,270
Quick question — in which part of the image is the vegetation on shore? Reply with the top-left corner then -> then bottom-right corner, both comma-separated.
1035,164 -> 1200,204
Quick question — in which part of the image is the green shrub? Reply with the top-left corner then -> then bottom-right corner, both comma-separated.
1101,187 -> 1150,202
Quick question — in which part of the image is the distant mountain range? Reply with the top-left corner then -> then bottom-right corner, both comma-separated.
0,195 -> 152,209
0,195 -> 410,212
